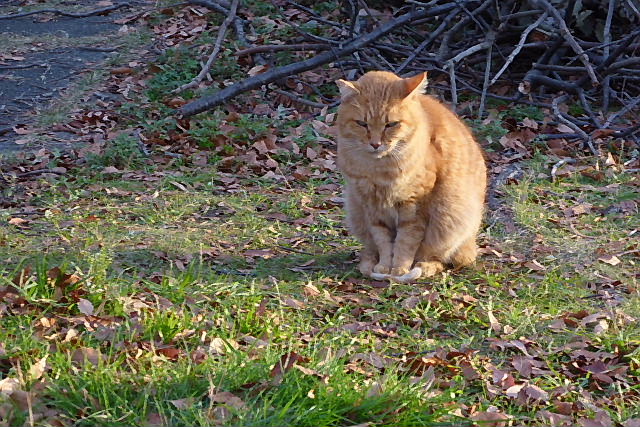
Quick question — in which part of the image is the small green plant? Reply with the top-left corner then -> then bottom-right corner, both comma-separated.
142,309 -> 193,343
87,133 -> 145,170
188,115 -> 225,149
507,104 -> 545,122
471,118 -> 508,149
146,49 -> 201,101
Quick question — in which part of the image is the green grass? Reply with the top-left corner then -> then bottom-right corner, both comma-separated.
1,2 -> 639,426
2,158 -> 639,426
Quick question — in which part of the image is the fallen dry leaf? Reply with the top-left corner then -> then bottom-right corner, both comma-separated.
505,383 -> 525,397
270,352 -> 309,383
350,352 -> 390,369
578,410 -> 613,427
283,297 -> 306,309
598,255 -> 621,266
243,249 -> 275,258
538,410 -> 572,426
102,166 -> 122,174
157,347 -> 183,361
110,66 -> 134,75
77,298 -> 94,316
210,391 -> 246,409
472,410 -> 509,427
71,347 -> 103,367
524,383 -> 549,402
303,283 -> 321,297
28,355 -> 48,381
9,390 -> 32,411
0,377 -> 20,394
523,259 -> 546,271
487,309 -> 502,333
8,217 -> 29,226
169,397 -> 195,410
247,64 -> 269,77
145,412 -> 165,427
209,337 -> 239,355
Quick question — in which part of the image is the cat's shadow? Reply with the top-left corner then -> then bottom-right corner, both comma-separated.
108,247 -> 358,283
244,249 -> 358,281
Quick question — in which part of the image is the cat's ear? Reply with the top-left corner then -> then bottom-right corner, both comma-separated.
336,79 -> 360,100
402,72 -> 428,98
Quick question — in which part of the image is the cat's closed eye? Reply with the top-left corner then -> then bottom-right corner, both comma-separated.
385,121 -> 400,128
355,120 -> 368,128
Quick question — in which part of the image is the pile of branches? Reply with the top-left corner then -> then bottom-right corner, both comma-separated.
178,0 -> 640,152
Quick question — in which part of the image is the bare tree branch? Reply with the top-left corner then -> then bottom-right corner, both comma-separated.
489,12 -> 548,86
533,0 -> 599,86
235,43 -> 329,56
172,0 -> 239,94
177,3 -> 458,117
552,95 -> 598,156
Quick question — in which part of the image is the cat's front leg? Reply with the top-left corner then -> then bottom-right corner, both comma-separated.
390,204 -> 424,277
358,246 -> 377,276
369,222 -> 394,275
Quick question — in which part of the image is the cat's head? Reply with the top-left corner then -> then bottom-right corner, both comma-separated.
336,71 -> 428,158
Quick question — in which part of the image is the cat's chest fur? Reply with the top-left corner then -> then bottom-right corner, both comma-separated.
348,166 -> 435,208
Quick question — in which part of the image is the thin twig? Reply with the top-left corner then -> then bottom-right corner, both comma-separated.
539,133 -> 580,140
188,0 -> 248,46
284,0 -> 346,29
0,2 -> 130,19
577,90 -> 601,128
626,0 -> 640,19
533,63 -> 584,72
452,0 -> 488,31
478,30 -> 496,119
552,95 -> 598,156
448,63 -> 458,109
172,0 -> 239,94
236,43 -> 329,56
273,89 -> 338,109
0,63 -> 47,70
550,157 -> 576,182
490,12 -> 548,86
436,0 -> 493,61
569,223 -> 595,239
396,6 -> 460,74
187,0 -> 229,16
602,0 -> 616,113
445,40 -> 492,65
277,245 -> 317,256
603,96 -> 640,129
17,169 -> 67,178
533,0 -> 598,85
15,360 -> 34,427
78,45 -> 122,52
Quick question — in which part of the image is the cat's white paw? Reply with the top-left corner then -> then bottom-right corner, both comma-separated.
391,267 -> 422,283
370,267 -> 422,282
370,272 -> 392,280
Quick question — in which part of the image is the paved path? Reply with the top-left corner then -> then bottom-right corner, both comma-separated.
0,1 -> 136,153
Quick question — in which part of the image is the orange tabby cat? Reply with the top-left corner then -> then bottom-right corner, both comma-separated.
336,71 -> 486,282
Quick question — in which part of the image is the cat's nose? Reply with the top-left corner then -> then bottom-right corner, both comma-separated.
370,141 -> 381,150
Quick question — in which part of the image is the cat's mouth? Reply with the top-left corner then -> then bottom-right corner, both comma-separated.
371,148 -> 391,158
370,141 -> 402,158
